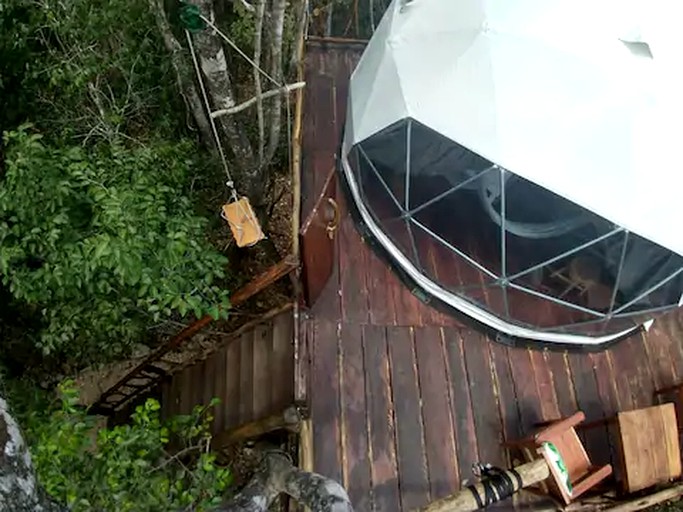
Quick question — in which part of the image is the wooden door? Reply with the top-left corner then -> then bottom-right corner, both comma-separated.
300,167 -> 339,306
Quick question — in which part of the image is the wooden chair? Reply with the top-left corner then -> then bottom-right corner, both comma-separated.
504,412 -> 613,505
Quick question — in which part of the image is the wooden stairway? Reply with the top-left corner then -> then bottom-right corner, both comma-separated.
160,304 -> 296,438
91,257 -> 297,415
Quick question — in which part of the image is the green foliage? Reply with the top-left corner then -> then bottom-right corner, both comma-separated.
0,0 -> 42,128
0,126 -> 230,364
0,0 -> 181,139
15,380 -> 232,511
38,0 -> 181,140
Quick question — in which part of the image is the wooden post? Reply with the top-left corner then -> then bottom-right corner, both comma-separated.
211,405 -> 301,449
416,459 -> 550,512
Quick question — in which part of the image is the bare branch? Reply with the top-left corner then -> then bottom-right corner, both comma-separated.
234,0 -> 256,12
211,82 -> 305,118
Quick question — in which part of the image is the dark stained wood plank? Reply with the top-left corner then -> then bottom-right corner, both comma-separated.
338,209 -> 369,324
310,77 -> 336,196
366,243 -> 396,326
507,347 -> 543,434
590,350 -> 622,481
489,341 -> 523,445
530,350 -> 561,421
311,318 -> 343,482
310,233 -> 341,320
178,367 -> 193,415
252,322 -> 273,421
406,220 -> 444,326
607,341 -> 637,412
644,326 -> 678,392
202,356 -> 216,419
239,330 -> 255,424
191,362 -> 205,409
224,342 -> 240,430
387,326 -> 430,510
622,335 -> 656,409
211,347 -> 227,432
339,323 -> 372,512
271,311 -> 294,411
567,352 -> 611,467
590,352 -> 619,419
425,241 -> 462,328
389,274 -> 423,327
362,324 -> 400,512
167,370 -> 181,418
414,327 -> 459,500
659,313 -> 683,382
442,328 -> 479,486
160,378 -> 172,422
545,351 -> 580,420
462,331 -> 506,467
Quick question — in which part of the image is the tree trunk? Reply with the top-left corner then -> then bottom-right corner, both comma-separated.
0,398 -> 65,511
220,451 -> 354,512
147,0 -> 213,146
264,0 -> 287,164
192,0 -> 257,189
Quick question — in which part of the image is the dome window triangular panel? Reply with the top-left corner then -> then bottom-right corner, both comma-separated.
339,0 -> 683,346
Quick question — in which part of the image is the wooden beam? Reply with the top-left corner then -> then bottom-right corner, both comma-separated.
211,405 -> 301,449
290,33 -> 305,264
299,418 -> 314,512
416,459 -> 550,512
230,255 -> 298,305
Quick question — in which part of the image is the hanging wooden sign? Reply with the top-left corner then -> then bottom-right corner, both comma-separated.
221,196 -> 265,248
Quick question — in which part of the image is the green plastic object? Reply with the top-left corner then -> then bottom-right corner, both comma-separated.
179,1 -> 206,32
542,441 -> 573,495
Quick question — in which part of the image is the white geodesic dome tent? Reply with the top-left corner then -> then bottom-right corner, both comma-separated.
340,0 -> 683,345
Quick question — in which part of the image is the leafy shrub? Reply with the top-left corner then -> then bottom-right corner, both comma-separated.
0,127 -> 230,364
17,380 -> 231,511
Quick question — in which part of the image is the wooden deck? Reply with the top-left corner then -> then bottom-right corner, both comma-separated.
300,39 -> 683,511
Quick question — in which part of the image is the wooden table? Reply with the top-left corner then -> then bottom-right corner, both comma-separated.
616,403 -> 681,493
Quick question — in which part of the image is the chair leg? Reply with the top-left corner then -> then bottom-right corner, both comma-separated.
571,464 -> 613,500
534,418 -> 564,428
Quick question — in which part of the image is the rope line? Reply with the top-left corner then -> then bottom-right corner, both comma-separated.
199,14 -> 282,88
181,2 -> 297,247
185,27 -> 260,244
184,29 -> 236,193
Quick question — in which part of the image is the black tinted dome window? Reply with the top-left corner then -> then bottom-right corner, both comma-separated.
345,118 -> 683,339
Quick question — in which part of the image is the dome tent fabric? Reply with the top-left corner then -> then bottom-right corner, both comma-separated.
340,0 -> 683,345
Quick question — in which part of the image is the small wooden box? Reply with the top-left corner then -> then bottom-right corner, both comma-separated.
222,197 -> 265,248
